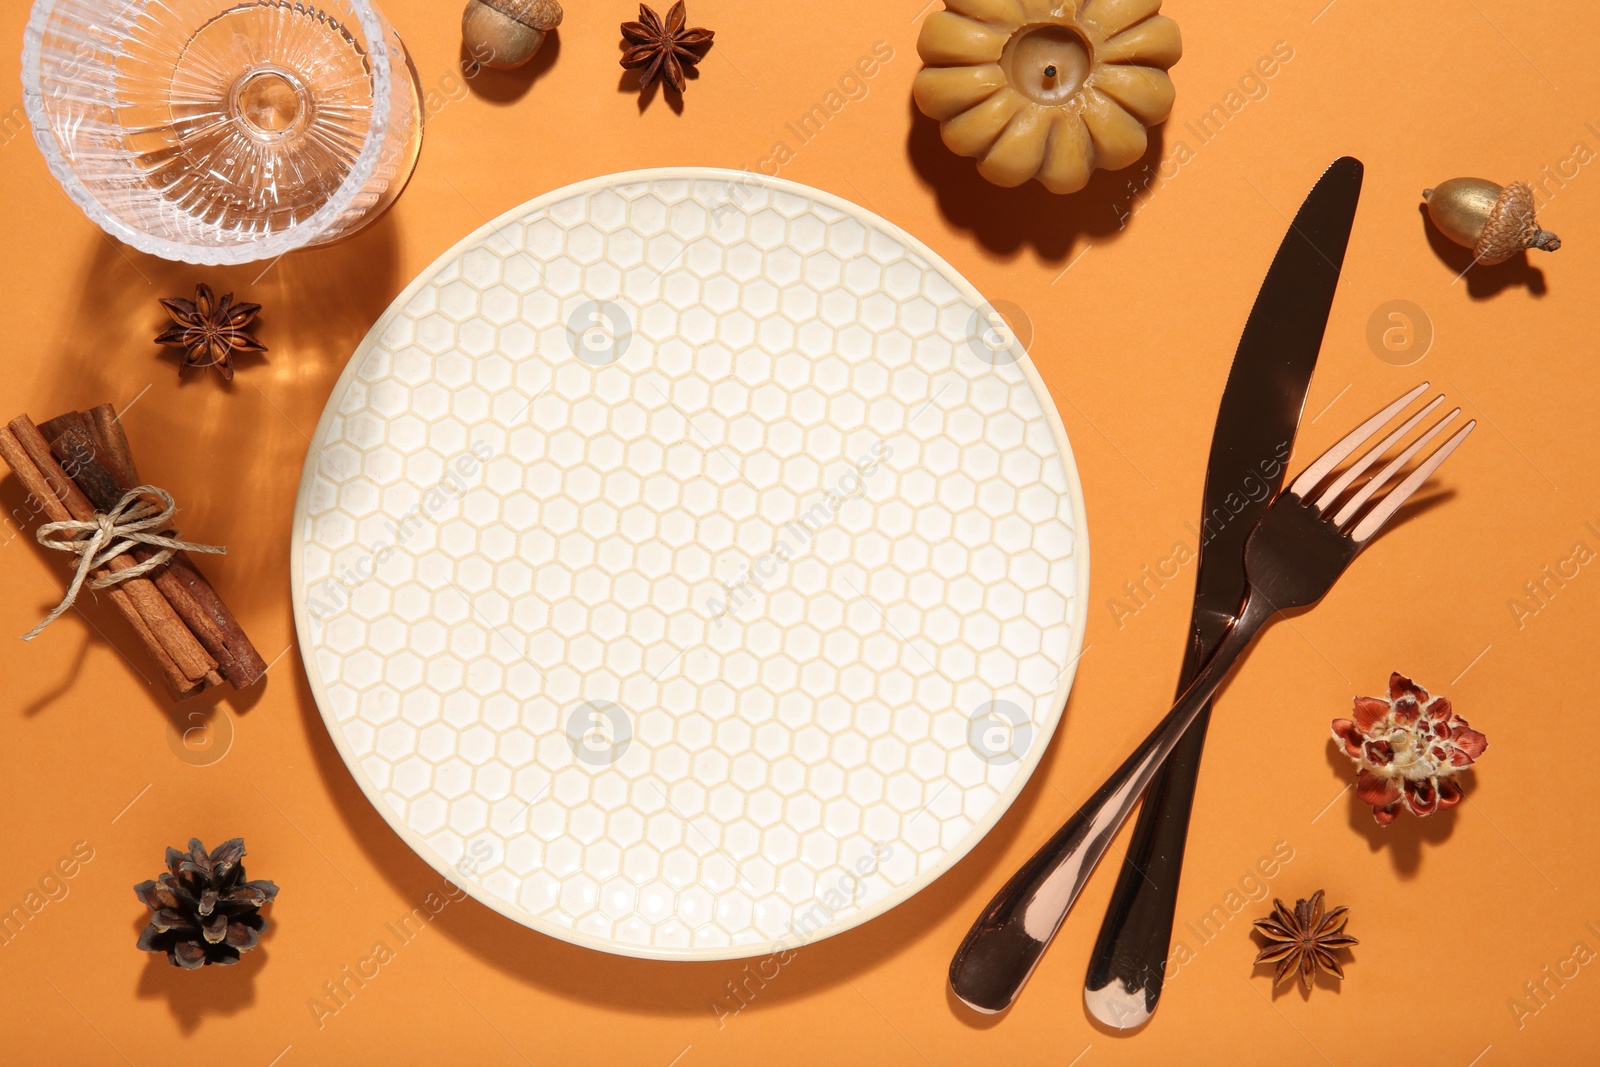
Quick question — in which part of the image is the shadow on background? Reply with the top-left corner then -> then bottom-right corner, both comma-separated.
42,206 -> 402,418
134,908 -> 268,1034
1419,203 -> 1549,299
905,97 -> 1164,262
461,32 -> 562,106
1323,741 -> 1460,877
617,67 -> 693,117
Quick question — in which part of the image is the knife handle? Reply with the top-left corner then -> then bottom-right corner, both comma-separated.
1081,703 -> 1211,1029
948,597 -> 1272,1014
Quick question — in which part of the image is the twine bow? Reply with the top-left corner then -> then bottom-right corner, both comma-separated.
25,486 -> 225,641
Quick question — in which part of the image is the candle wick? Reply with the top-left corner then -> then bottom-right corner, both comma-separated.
1044,64 -> 1058,78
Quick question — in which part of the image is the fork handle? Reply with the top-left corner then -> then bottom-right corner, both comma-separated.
948,594 -> 1277,1014
1080,694 -> 1213,1029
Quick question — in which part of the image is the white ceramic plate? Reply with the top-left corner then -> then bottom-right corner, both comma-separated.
292,169 -> 1089,960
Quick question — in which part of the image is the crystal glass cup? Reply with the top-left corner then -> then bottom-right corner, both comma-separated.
23,0 -> 424,265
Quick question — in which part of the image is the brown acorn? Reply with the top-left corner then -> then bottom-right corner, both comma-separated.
463,0 -> 562,73
1422,178 -> 1560,267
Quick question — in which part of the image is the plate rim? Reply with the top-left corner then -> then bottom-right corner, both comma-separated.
290,166 -> 1092,961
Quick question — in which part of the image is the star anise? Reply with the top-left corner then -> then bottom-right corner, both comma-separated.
621,2 -> 714,93
1252,890 -> 1358,993
156,284 -> 267,381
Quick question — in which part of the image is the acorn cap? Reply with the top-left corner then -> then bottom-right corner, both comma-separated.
480,0 -> 563,30
1475,180 -> 1561,265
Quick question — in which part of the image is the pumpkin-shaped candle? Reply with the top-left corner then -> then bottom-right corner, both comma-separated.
914,0 -> 1181,193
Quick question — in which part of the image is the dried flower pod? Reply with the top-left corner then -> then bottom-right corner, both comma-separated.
1332,673 -> 1487,825
463,0 -> 563,72
1423,178 -> 1561,266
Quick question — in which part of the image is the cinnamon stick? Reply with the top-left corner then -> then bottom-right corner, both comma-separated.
51,426 -> 125,510
7,416 -> 220,688
38,411 -> 89,446
84,405 -> 140,489
0,425 -> 197,699
81,405 -> 266,687
51,420 -> 266,689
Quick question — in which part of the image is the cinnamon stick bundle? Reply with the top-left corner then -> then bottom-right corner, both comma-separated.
1,404 -> 265,700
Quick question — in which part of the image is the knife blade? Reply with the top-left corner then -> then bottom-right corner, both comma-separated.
1083,156 -> 1364,1029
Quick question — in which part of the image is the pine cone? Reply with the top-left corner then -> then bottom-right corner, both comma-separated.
135,838 -> 278,968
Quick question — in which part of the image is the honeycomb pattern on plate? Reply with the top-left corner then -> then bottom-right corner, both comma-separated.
294,171 -> 1086,959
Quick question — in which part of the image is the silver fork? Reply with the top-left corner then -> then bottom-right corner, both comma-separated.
949,383 -> 1475,1014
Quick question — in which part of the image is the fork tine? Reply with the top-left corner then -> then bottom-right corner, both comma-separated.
1312,395 -> 1445,512
1348,420 -> 1476,544
1288,383 -> 1431,499
1331,407 -> 1461,527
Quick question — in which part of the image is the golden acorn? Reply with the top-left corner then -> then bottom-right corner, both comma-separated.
1422,178 -> 1560,266
462,0 -> 563,72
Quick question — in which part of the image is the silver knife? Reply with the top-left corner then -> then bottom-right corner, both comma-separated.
1083,156 -> 1365,1027
946,157 -> 1364,1016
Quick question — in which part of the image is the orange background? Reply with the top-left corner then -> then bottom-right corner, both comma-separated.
1,1 -> 1597,1064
